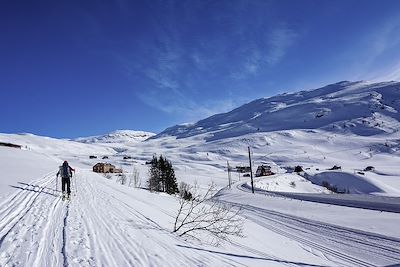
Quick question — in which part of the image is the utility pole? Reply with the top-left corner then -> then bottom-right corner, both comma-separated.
248,146 -> 255,194
227,161 -> 232,189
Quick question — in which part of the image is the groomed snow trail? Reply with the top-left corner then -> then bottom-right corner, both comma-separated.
2,169 -> 399,267
0,170 -> 252,267
4,169 -> 326,267
215,184 -> 400,267
0,171 -> 66,266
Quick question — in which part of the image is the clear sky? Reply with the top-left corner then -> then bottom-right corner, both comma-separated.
1,0 -> 400,138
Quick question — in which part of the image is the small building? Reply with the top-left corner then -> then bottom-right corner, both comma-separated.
364,166 -> 375,172
236,166 -> 251,173
294,165 -> 303,173
0,142 -> 21,149
328,165 -> 341,171
255,165 -> 274,177
113,168 -> 123,173
93,163 -> 116,173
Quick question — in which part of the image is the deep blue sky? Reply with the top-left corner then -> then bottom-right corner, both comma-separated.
1,0 -> 400,138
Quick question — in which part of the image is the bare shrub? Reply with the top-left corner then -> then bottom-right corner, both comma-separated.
103,173 -> 112,179
322,180 -> 338,193
289,181 -> 296,188
173,183 -> 244,245
129,166 -> 141,188
178,182 -> 193,200
117,173 -> 127,185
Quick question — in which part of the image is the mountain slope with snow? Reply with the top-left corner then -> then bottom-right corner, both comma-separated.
155,81 -> 400,141
74,130 -> 156,152
0,133 -> 115,156
75,130 -> 155,144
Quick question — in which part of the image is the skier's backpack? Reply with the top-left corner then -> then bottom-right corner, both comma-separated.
60,164 -> 72,178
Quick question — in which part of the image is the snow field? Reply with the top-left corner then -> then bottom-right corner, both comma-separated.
0,168 -> 341,267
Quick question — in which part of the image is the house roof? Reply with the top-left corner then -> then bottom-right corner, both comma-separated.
94,163 -> 115,167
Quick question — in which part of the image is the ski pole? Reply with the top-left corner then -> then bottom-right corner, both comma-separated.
74,175 -> 77,195
71,171 -> 76,196
73,170 -> 77,195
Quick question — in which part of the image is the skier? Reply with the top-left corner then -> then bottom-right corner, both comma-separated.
56,161 -> 75,199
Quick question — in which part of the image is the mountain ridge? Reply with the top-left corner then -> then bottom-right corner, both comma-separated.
74,130 -> 156,144
153,80 -> 400,141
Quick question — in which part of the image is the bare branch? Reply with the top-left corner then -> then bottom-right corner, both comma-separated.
173,182 -> 244,245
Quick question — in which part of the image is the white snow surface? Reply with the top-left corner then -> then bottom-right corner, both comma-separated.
1,81 -> 400,266
0,147 -> 57,199
253,173 -> 329,193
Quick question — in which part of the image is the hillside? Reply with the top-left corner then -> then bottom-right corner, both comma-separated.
155,81 -> 400,141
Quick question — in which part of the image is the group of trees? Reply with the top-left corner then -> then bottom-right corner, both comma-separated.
147,155 -> 178,194
116,166 -> 141,188
103,166 -> 141,188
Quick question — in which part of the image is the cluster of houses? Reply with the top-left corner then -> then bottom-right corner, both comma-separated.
236,165 -> 275,177
89,155 -> 109,159
90,154 -> 135,174
90,155 -> 133,160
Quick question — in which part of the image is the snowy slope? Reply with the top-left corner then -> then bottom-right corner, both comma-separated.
74,130 -> 156,153
0,147 -> 57,199
0,133 -> 115,157
155,81 -> 400,141
75,130 -> 155,144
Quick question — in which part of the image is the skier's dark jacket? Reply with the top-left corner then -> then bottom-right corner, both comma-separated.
57,161 -> 75,178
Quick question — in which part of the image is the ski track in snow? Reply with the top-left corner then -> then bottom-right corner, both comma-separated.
0,170 -> 254,267
215,184 -> 400,267
1,168 -> 400,266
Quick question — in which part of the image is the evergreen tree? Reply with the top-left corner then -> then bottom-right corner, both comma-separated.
148,155 -> 160,191
158,155 -> 166,192
165,160 -> 178,194
147,154 -> 178,195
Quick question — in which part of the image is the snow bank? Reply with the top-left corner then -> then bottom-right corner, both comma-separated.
305,171 -> 386,194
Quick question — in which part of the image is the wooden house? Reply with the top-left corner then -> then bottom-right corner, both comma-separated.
93,163 -> 116,173
255,165 -> 274,177
236,166 -> 251,173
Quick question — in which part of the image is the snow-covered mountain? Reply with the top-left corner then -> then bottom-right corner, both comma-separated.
75,130 -> 155,144
155,81 -> 400,141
